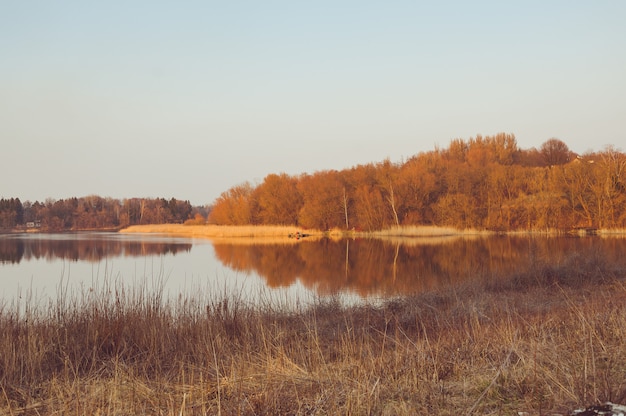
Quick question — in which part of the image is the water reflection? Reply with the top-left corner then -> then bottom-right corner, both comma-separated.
213,236 -> 626,297
3,233 -> 626,300
0,233 -> 192,264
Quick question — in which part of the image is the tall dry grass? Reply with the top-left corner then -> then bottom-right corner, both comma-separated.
367,225 -> 483,237
121,224 -> 321,239
1,249 -> 625,415
120,224 -> 482,241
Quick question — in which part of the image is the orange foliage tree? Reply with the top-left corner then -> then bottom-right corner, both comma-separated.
208,182 -> 256,225
254,173 -> 302,225
297,171 -> 346,230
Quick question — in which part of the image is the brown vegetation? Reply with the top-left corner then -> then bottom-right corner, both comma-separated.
3,134 -> 625,233
121,224 -> 321,239
0,196 -> 199,232
1,251 -> 625,415
120,224 -> 474,240
209,134 -> 626,231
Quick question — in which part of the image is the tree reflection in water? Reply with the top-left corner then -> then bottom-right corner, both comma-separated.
212,236 -> 626,298
0,233 -> 191,264
3,233 -> 626,300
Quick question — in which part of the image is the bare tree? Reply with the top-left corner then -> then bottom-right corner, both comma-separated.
540,138 -> 571,166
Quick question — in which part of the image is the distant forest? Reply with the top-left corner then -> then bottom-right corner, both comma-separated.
2,134 -> 625,232
0,196 -> 205,231
209,133 -> 626,231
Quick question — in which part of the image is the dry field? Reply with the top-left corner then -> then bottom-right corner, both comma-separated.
1,249 -> 625,415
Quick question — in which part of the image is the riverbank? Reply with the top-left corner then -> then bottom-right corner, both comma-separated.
120,224 -> 322,239
119,224 -> 482,240
1,252 -> 625,415
120,224 -> 626,241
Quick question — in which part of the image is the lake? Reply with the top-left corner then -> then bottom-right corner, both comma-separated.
2,232 -> 626,308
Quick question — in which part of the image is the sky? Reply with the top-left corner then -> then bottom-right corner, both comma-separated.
1,1 -> 625,206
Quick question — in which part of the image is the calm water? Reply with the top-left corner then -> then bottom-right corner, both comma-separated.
2,232 -> 626,307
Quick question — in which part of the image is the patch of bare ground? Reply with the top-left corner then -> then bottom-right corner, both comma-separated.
1,249 -> 625,415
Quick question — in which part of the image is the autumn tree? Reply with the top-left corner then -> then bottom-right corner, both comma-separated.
298,171 -> 346,230
0,198 -> 23,228
490,133 -> 519,165
517,147 -> 545,166
209,182 -> 256,225
598,146 -> 626,226
485,164 -> 511,229
347,164 -> 389,231
435,193 -> 476,228
540,138 -> 572,166
555,157 -> 596,227
163,198 -> 193,223
120,198 -> 142,226
22,201 -> 45,225
445,138 -> 468,163
376,159 -> 401,227
254,173 -> 302,225
404,150 -> 446,225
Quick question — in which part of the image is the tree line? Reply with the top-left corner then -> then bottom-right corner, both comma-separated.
0,196 -> 203,231
4,134 -> 624,232
208,133 -> 626,231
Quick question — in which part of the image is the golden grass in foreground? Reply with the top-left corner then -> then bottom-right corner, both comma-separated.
1,252 -> 626,415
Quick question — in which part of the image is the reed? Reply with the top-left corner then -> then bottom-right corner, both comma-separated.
1,252 -> 625,415
121,224 -> 482,240
598,228 -> 626,236
120,224 -> 322,239
367,225 -> 480,237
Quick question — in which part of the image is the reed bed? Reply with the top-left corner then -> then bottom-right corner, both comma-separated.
120,224 -> 481,240
1,251 -> 625,415
367,225 -> 479,237
598,228 -> 626,236
120,224 -> 322,239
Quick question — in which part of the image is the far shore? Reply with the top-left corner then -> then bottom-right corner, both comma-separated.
119,224 -> 322,239
118,224 -> 491,240
118,224 -> 625,240
4,224 -> 624,238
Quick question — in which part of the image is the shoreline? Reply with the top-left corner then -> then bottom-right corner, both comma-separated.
118,224 -> 487,239
118,224 -> 626,239
119,224 -> 321,239
4,224 -> 625,239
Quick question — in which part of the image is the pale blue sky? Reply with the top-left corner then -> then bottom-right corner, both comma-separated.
1,1 -> 625,206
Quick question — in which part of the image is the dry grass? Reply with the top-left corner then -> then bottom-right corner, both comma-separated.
121,224 -> 323,239
121,224 -> 484,242
368,225 -> 480,237
1,251 -> 626,415
598,228 -> 626,236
